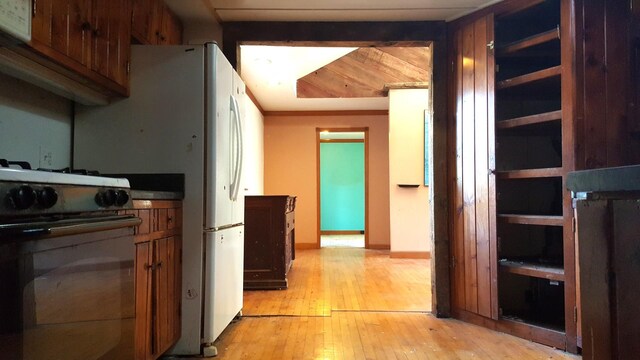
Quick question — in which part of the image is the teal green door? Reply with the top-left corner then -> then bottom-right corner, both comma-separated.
320,142 -> 365,232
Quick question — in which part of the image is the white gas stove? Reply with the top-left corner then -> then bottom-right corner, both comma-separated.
0,161 -> 132,217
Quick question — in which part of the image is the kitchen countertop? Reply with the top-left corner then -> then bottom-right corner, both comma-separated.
131,190 -> 184,200
567,165 -> 640,193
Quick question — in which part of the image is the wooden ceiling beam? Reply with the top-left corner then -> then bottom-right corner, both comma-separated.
296,46 -> 431,98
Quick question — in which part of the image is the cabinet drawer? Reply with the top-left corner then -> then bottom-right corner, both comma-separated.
286,212 -> 295,231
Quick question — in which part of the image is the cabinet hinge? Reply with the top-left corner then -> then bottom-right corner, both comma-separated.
32,0 -> 37,17
487,40 -> 495,51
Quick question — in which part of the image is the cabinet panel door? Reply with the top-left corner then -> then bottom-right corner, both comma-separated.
154,236 -> 178,355
91,0 -> 130,87
134,242 -> 152,360
131,0 -> 154,44
451,14 -> 498,320
51,0 -> 91,66
32,0 -> 53,45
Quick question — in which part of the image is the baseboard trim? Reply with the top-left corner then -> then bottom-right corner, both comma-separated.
368,244 -> 391,250
295,243 -> 319,250
390,251 -> 431,259
321,230 -> 363,235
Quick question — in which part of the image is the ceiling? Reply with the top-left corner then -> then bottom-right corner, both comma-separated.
165,0 -> 499,111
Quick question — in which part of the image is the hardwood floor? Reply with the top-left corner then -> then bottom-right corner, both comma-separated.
213,248 -> 580,359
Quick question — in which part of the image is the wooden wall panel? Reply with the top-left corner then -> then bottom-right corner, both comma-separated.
575,0 -> 640,168
451,15 -> 496,319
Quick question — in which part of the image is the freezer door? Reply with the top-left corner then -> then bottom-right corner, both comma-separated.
203,226 -> 244,343
205,44 -> 234,230
230,71 -> 246,225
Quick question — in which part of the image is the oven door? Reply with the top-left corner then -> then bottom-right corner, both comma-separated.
0,215 -> 140,360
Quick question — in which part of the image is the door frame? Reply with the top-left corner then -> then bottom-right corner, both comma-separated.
316,127 -> 369,249
225,24 -> 450,316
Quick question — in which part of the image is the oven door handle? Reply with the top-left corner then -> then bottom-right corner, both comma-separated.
0,215 -> 141,239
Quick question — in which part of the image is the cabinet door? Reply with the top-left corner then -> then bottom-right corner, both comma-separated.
153,236 -> 179,356
451,14 -> 498,320
50,0 -> 91,66
161,6 -> 182,45
131,0 -> 154,44
32,0 -> 53,45
91,0 -> 131,87
134,242 -> 152,360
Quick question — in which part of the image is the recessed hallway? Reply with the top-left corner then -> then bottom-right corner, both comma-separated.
212,248 -> 580,359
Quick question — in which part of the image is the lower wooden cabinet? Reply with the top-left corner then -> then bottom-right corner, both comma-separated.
244,196 -> 296,290
129,200 -> 182,360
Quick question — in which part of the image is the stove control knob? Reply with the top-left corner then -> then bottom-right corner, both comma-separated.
95,189 -> 117,207
115,190 -> 130,207
8,185 -> 37,210
37,187 -> 58,209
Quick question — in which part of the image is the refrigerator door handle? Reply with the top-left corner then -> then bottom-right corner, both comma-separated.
229,94 -> 242,201
232,94 -> 243,201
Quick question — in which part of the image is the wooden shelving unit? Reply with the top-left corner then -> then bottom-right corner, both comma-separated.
494,0 -> 568,338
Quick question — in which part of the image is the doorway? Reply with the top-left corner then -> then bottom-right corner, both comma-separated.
316,128 -> 369,248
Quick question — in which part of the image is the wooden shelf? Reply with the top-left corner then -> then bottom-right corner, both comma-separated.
498,214 -> 564,226
497,66 -> 561,90
498,27 -> 560,56
497,110 -> 562,129
499,260 -> 565,282
496,167 -> 563,179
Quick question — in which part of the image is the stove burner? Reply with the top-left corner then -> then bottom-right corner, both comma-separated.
0,159 -> 31,169
36,167 -> 101,176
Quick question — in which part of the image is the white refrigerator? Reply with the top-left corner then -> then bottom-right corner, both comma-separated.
73,43 -> 246,355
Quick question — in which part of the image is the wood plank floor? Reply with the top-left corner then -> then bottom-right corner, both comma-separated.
213,248 -> 580,359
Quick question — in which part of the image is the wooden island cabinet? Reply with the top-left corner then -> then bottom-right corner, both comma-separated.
127,199 -> 182,360
244,196 -> 296,290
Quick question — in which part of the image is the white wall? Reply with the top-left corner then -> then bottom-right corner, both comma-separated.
184,21 -> 223,46
0,73 -> 73,168
389,88 -> 431,254
243,95 -> 264,195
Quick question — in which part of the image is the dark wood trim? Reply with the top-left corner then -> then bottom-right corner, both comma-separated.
452,309 -> 567,350
224,18 -> 449,318
222,21 -> 446,70
431,26 -> 451,318
245,86 -> 265,115
265,110 -> 388,117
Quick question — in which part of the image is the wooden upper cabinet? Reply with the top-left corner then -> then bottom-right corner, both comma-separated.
28,0 -> 132,97
91,0 -> 131,87
132,0 -> 182,45
131,0 -> 154,42
34,0 -> 91,66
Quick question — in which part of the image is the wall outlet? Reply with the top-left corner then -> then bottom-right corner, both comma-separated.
39,147 -> 53,168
